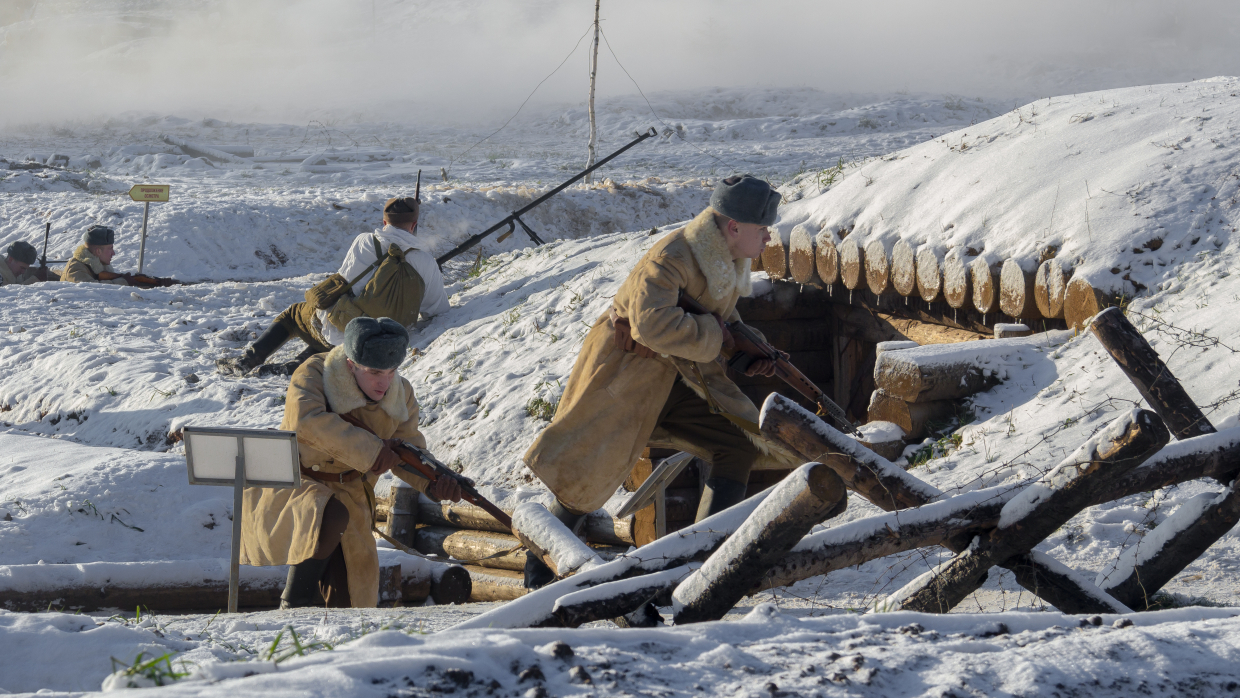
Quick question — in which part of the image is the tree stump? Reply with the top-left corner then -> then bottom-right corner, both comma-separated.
864,239 -> 891,296
1034,258 -> 1070,319
815,233 -> 840,288
839,237 -> 864,290
999,258 -> 1042,320
1063,276 -> 1113,330
673,462 -> 847,623
872,345 -> 1003,402
891,240 -> 917,298
788,224 -> 819,285
916,246 -> 943,303
941,253 -> 971,309
970,256 -> 999,317
761,234 -> 788,280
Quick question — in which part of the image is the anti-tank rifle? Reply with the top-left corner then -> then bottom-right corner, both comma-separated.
435,127 -> 658,268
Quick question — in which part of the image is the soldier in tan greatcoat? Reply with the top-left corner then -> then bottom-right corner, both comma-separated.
60,225 -> 128,285
240,317 -> 462,608
521,175 -> 798,587
0,241 -> 39,286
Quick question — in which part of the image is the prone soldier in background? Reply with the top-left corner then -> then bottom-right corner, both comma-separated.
60,225 -> 128,285
1,241 -> 39,286
217,196 -> 448,378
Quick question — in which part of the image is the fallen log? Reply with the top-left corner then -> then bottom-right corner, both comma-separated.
416,526 -> 526,571
970,256 -> 999,318
416,497 -> 634,546
839,237 -> 864,291
451,492 -> 771,630
815,233 -> 840,288
1089,307 -> 1216,440
865,239 -> 891,296
999,258 -> 1042,321
866,390 -> 955,440
427,563 -> 473,605
891,240 -> 917,298
553,564 -> 696,628
916,246 -> 943,304
761,234 -> 789,280
511,502 -> 603,578
463,565 -> 528,602
789,225 -> 820,285
882,409 -> 1167,613
1097,483 -> 1240,610
673,462 -> 847,623
941,253 -> 971,310
1034,258 -> 1070,319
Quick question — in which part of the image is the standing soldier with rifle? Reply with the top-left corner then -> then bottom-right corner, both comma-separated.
217,188 -> 448,378
1,241 -> 39,286
241,317 -> 465,608
521,175 -> 803,588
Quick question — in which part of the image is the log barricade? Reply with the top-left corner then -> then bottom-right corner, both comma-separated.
1035,258 -> 1070,319
815,232 -> 840,290
969,256 -> 1000,318
789,224 -> 820,285
761,232 -> 789,280
891,240 -> 917,299
864,239 -> 891,296
839,237 -> 864,291
916,246 -> 942,304
999,258 -> 1042,321
941,253 -> 971,311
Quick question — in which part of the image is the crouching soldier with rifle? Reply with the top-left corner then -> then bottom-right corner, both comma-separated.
240,317 -> 465,608
1,241 -> 39,286
60,225 -> 180,287
521,175 -> 804,588
217,195 -> 449,378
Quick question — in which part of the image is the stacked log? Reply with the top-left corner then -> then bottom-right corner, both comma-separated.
941,252 -> 971,310
814,232 -> 840,289
999,258 -> 1042,321
969,255 -> 1000,318
1064,276 -> 1118,331
864,239 -> 891,296
891,240 -> 917,298
761,233 -> 788,280
1034,258 -> 1071,319
865,340 -> 1008,439
915,246 -> 942,303
788,224 -> 820,285
839,237 -> 863,291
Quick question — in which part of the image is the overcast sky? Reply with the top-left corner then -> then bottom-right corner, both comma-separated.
2,0 -> 1238,125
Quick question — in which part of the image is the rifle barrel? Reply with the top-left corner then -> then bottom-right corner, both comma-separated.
436,127 -> 657,266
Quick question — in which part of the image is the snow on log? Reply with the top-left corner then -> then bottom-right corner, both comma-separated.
864,239 -> 891,296
941,252 -> 971,309
416,496 -> 634,546
970,256 -> 999,317
1063,275 -> 1114,330
994,323 -> 1032,339
999,258 -> 1043,321
451,492 -> 771,630
1097,484 -> 1240,609
1035,258 -> 1070,319
511,502 -> 603,578
891,239 -> 917,297
814,232 -> 840,287
871,336 -> 1059,402
1089,306 -> 1217,440
916,245 -> 943,303
553,564 -> 697,628
882,408 -> 1168,613
839,237 -> 863,290
788,224 -> 820,284
866,389 -> 954,440
761,234 -> 788,280
673,462 -> 847,624
759,393 -> 942,511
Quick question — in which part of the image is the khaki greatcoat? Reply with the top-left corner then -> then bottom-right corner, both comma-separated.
60,245 -> 128,285
523,209 -> 796,513
0,260 -> 37,286
239,345 -> 429,607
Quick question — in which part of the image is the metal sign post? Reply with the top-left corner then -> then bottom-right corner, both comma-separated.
128,184 -> 170,274
183,426 -> 300,613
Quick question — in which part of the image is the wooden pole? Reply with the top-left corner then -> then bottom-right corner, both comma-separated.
584,0 -> 600,183
229,437 -> 244,614
884,409 -> 1167,613
1089,307 -> 1216,440
672,462 -> 847,623
137,201 -> 150,275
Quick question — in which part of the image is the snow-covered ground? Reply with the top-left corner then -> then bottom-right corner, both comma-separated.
6,76 -> 1240,694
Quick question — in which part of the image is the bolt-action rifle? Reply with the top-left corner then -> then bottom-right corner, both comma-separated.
677,291 -> 863,437
97,271 -> 183,288
337,412 -> 513,530
33,222 -> 67,282
435,127 -> 658,268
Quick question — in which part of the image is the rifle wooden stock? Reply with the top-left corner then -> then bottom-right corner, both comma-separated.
97,271 -> 182,287
336,412 -> 513,530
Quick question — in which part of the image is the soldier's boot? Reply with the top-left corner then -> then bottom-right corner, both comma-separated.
522,500 -> 587,590
216,323 -> 291,376
256,344 -> 322,378
279,556 -> 331,609
694,477 -> 749,522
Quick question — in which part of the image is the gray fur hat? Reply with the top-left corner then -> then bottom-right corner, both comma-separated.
709,175 -> 780,226
343,317 -> 408,370
7,240 -> 37,265
83,225 -> 116,246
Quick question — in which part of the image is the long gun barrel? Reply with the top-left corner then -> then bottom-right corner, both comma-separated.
677,291 -> 863,437
435,127 -> 658,267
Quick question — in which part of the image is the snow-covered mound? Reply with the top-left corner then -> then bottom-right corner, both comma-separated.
777,77 -> 1240,297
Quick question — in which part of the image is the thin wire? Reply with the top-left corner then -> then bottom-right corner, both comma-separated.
447,22 -> 596,176
598,25 -> 738,173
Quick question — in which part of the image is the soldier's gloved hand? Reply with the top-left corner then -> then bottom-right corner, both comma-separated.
744,350 -> 788,378
371,445 -> 401,475
428,476 -> 464,503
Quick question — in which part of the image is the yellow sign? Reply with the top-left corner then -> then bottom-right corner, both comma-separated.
129,184 -> 170,202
